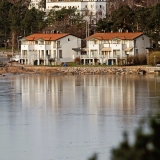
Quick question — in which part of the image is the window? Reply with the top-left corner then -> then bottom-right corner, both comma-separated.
59,50 -> 62,58
112,39 -> 117,44
100,5 -> 101,8
134,40 -> 137,47
117,40 -> 121,44
68,38 -> 70,41
102,51 -> 106,56
46,50 -> 48,55
54,50 -> 56,57
99,11 -> 102,15
129,40 -> 132,47
91,50 -> 97,56
29,41 -> 34,45
113,50 -> 120,57
85,5 -> 87,8
113,50 -> 116,57
46,41 -> 51,45
39,41 -> 44,45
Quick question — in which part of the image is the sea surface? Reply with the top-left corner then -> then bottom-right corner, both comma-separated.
0,74 -> 160,160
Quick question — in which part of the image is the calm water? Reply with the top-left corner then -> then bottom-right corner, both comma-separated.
0,74 -> 160,160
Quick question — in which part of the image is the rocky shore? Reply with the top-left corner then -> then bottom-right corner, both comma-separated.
0,64 -> 158,76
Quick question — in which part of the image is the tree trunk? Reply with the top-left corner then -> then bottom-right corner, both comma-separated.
11,30 -> 17,55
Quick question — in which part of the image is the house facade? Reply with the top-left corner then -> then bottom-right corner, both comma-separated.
29,0 -> 106,24
20,33 -> 81,65
81,32 -> 152,65
46,0 -> 106,24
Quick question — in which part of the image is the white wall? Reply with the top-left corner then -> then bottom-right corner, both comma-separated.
59,35 -> 81,62
46,1 -> 106,23
20,35 -> 81,65
135,35 -> 151,54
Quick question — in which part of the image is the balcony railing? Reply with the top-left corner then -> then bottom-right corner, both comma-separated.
53,44 -> 62,48
80,54 -> 127,59
19,55 -> 28,59
80,55 -> 89,58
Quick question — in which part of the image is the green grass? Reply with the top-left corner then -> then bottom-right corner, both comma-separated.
0,47 -> 12,52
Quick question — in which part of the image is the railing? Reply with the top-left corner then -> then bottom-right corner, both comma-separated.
15,55 -> 28,59
80,55 -> 89,58
53,44 -> 62,48
80,54 -> 127,59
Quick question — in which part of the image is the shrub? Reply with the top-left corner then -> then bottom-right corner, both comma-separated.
127,54 -> 147,65
147,51 -> 160,66
74,56 -> 81,65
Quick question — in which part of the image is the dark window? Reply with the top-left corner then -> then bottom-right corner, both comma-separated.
46,50 -> 48,55
59,50 -> 62,58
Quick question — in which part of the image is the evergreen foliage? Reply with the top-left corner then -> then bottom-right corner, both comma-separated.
0,1 -> 160,50
111,110 -> 160,160
96,3 -> 160,49
88,102 -> 160,160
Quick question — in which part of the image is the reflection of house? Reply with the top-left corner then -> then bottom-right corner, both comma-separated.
81,32 -> 152,65
19,75 -> 136,115
20,33 -> 81,65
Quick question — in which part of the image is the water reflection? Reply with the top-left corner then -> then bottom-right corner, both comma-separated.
0,74 -> 160,160
19,75 -> 160,114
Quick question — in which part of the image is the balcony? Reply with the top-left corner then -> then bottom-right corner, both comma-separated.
80,55 -> 89,58
53,44 -> 62,48
80,55 -> 100,59
19,55 -> 28,59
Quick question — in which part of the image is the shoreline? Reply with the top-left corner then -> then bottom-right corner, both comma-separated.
0,65 -> 159,76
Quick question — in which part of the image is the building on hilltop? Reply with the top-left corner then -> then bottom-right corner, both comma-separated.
29,0 -> 107,24
46,0 -> 106,24
29,0 -> 42,9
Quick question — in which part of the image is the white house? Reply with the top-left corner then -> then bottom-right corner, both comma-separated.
29,0 -> 41,9
46,0 -> 106,24
19,33 -> 81,65
81,32 -> 152,65
29,0 -> 107,24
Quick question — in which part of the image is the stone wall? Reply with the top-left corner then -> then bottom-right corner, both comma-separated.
0,66 -> 159,76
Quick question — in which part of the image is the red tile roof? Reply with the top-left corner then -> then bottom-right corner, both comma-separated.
25,33 -> 69,41
86,32 -> 143,40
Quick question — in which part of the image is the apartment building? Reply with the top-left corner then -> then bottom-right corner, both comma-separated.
19,33 -> 81,65
81,32 -> 152,65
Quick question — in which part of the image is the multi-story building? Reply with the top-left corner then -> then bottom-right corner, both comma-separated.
81,32 -> 152,65
19,33 -> 81,65
46,0 -> 106,24
29,0 -> 41,9
29,0 -> 107,24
